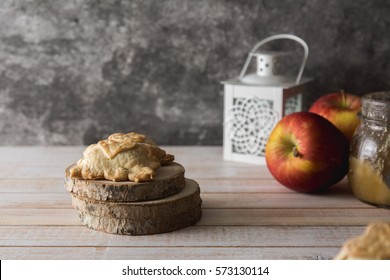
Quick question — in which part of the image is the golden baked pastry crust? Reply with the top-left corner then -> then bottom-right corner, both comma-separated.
335,222 -> 390,260
68,132 -> 174,182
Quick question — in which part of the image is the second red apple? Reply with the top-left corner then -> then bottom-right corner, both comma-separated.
309,91 -> 361,142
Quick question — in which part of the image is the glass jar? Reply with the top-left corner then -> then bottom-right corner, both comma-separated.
348,91 -> 390,208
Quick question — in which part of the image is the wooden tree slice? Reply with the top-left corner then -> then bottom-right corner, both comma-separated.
71,179 -> 201,219
65,162 -> 185,202
78,204 -> 202,235
71,179 -> 202,235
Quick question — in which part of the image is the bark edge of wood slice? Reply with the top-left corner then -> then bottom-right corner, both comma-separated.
79,204 -> 202,235
65,162 -> 185,202
71,179 -> 201,219
72,178 -> 202,235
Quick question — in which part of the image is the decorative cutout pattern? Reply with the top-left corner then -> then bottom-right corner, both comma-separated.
284,94 -> 301,115
226,96 -> 279,156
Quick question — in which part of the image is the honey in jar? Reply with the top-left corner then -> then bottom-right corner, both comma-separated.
348,91 -> 390,208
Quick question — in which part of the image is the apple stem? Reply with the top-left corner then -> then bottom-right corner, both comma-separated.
340,90 -> 347,107
292,146 -> 301,158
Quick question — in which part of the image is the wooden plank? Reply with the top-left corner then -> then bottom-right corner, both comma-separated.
201,209 -> 390,226
0,225 -> 364,247
0,246 -> 340,260
0,165 -> 68,179
0,190 -> 369,209
0,146 -> 85,165
0,177 -> 350,194
0,178 -> 286,194
0,146 -> 222,165
197,178 -> 291,193
198,177 -> 350,193
0,209 -> 79,226
0,147 -> 273,180
189,168 -> 272,180
0,179 -> 65,193
0,146 -> 225,168
0,178 -> 284,193
0,164 -> 272,180
0,193 -> 71,208
202,192 -> 368,209
1,208 -> 389,226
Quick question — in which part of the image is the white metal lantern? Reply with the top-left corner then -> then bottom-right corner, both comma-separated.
222,34 -> 313,165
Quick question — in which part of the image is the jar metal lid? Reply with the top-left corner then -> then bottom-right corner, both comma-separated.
361,91 -> 390,122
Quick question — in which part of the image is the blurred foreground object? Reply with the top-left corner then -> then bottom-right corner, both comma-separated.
335,222 -> 390,260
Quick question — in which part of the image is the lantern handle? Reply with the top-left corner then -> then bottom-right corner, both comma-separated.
238,34 -> 309,84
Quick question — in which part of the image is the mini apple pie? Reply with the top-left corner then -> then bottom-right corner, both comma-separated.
68,132 -> 174,182
334,222 -> 390,260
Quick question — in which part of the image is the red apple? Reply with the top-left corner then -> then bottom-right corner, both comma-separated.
265,112 -> 349,193
309,91 -> 361,142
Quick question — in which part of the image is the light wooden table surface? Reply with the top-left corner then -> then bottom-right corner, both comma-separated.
1,146 -> 389,260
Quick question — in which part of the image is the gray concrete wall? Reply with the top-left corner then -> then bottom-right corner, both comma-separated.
1,0 -> 389,145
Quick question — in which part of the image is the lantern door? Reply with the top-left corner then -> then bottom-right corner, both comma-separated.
223,84 -> 283,165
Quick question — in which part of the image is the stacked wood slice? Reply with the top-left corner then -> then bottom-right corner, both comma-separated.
65,162 -> 202,235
